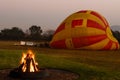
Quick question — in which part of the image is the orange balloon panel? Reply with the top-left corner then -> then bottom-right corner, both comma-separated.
50,10 -> 119,50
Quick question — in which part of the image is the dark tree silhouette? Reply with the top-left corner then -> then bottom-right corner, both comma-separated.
112,30 -> 120,43
0,27 -> 25,40
42,30 -> 55,41
29,25 -> 42,40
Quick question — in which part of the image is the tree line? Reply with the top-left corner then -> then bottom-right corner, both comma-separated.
0,26 -> 120,44
0,25 -> 55,41
112,30 -> 120,43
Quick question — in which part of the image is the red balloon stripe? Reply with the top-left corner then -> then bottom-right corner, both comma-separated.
54,23 -> 65,35
72,34 -> 107,48
91,11 -> 108,28
115,42 -> 119,49
72,20 -> 83,28
102,40 -> 113,50
87,19 -> 106,31
50,39 -> 67,48
77,10 -> 87,13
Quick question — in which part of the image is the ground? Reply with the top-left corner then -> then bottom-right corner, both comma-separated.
0,68 -> 79,80
0,41 -> 120,80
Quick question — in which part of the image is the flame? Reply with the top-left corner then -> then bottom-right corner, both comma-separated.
20,50 -> 39,72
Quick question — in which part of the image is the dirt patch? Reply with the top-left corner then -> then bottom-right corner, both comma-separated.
0,69 -> 79,80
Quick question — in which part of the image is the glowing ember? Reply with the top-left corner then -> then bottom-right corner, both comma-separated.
20,50 -> 39,72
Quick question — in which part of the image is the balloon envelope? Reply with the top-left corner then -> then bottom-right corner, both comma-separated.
50,10 -> 119,50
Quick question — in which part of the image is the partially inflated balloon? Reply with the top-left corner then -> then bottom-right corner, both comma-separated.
50,10 -> 119,50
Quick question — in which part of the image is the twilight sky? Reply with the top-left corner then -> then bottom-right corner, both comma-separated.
0,0 -> 120,31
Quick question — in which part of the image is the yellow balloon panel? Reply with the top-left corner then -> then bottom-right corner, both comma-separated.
50,10 -> 119,50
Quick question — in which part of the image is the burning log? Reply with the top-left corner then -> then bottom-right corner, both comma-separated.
9,50 -> 49,79
19,50 -> 39,72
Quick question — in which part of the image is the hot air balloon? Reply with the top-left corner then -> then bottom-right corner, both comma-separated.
50,10 -> 119,50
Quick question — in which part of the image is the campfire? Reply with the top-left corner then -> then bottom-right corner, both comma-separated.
9,50 -> 49,79
20,50 -> 39,72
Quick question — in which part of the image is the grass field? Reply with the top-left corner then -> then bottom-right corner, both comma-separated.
0,41 -> 120,80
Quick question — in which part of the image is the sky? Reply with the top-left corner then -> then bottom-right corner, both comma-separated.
0,0 -> 120,31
